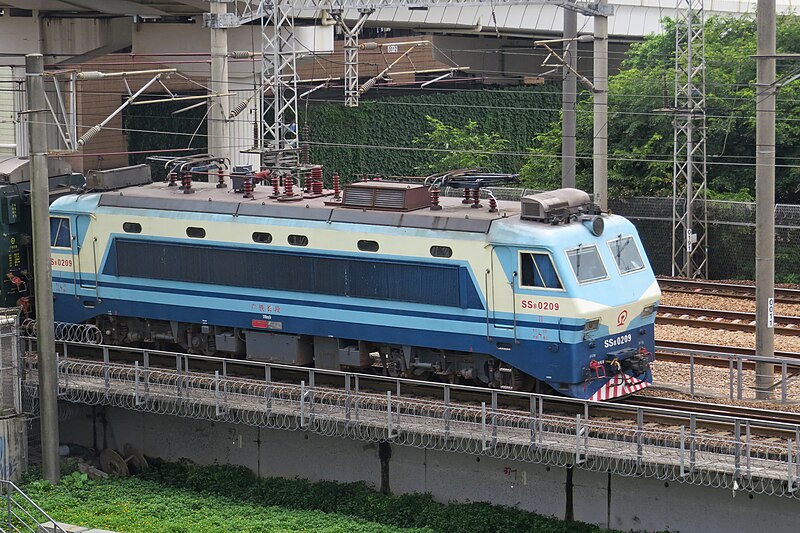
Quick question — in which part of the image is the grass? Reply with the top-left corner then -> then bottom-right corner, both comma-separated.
14,461 -> 616,533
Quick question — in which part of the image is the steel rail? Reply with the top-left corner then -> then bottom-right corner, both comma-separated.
655,339 -> 800,367
657,305 -> 800,334
621,395 -> 800,426
657,276 -> 800,304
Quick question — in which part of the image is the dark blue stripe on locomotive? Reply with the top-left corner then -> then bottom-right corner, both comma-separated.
52,294 -> 655,398
108,238 -> 484,310
53,275 -> 585,331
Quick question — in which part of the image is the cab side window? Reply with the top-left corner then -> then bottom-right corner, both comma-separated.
50,217 -> 71,248
520,252 -> 563,289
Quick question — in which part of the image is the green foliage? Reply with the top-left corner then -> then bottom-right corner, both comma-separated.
19,461 -> 614,533
521,14 -> 800,203
122,100 -> 208,169
411,116 -> 510,173
300,86 -> 560,181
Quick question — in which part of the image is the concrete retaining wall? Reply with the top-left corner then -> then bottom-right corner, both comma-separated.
58,404 -> 800,533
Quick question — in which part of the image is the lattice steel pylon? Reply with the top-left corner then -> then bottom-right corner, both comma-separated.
235,0 -> 611,168
672,0 -> 708,278
331,8 -> 374,107
240,0 -> 301,168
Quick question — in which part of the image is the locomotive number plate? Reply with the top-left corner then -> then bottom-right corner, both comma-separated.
520,299 -> 560,311
51,257 -> 73,268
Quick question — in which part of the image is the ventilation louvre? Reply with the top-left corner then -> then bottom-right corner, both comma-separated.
521,188 -> 594,222
342,181 -> 429,211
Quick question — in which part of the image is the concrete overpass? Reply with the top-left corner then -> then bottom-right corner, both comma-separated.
0,0 -> 790,167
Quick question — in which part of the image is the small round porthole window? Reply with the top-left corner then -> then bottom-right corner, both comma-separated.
186,227 -> 206,238
288,234 -> 308,246
357,240 -> 379,252
430,245 -> 453,258
252,232 -> 272,244
123,222 -> 142,234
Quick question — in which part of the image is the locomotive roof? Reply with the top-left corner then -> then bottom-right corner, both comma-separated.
95,181 -> 522,234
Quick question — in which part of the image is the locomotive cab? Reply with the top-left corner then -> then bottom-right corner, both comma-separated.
488,189 -> 659,399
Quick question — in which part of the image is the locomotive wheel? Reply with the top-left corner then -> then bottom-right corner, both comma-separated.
511,369 -> 536,392
385,356 -> 404,378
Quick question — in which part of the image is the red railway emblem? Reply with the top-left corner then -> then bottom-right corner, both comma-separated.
616,310 -> 628,327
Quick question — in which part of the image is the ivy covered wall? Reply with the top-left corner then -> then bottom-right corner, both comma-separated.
300,85 -> 561,180
122,85 -> 561,181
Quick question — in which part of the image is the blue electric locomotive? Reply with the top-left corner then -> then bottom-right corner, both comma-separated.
49,175 -> 659,400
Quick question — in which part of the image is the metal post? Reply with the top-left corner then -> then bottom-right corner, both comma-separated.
728,358 -> 734,400
755,0 -> 776,399
575,415 -> 584,464
679,426 -> 687,477
737,357 -> 743,400
481,401 -> 488,450
734,419 -> 741,479
746,420 -> 751,480
175,355 -> 182,402
689,413 -> 696,471
26,53 -> 59,484
636,408 -> 643,469
354,374 -> 360,422
214,370 -> 221,416
782,361 -> 788,403
386,391 -> 393,438
562,7 -> 577,188
537,396 -> 544,446
300,380 -> 305,428
529,396 -> 536,448
491,390 -> 498,448
265,366 -> 273,419
444,385 -> 451,440
134,361 -> 141,406
689,352 -> 695,397
592,1 -> 608,211
208,0 -> 232,170
345,374 -> 351,422
143,351 -> 150,399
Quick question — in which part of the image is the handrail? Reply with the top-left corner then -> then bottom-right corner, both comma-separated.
21,335 -> 800,433
0,480 -> 65,533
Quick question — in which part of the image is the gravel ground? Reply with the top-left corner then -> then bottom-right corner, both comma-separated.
647,359 -> 800,409
660,291 -> 800,317
656,324 -> 800,352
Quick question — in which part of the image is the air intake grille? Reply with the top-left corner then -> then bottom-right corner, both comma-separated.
342,181 -> 429,211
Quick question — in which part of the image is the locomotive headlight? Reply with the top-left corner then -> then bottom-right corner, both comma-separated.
584,318 -> 600,331
581,215 -> 604,236
641,303 -> 658,317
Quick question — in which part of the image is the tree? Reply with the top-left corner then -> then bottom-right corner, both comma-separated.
521,14 -> 800,203
412,116 -> 510,174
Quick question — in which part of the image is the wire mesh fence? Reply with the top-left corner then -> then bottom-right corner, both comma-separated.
0,310 -> 20,416
443,188 -> 800,281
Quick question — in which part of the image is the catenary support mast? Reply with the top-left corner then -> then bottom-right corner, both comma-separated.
25,53 -> 60,484
755,0 -> 776,399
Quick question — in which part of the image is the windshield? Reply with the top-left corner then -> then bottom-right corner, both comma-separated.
566,245 -> 607,284
608,236 -> 645,274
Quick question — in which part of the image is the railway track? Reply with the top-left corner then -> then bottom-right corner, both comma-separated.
656,340 -> 800,368
657,305 -> 800,334
657,277 -> 800,304
620,394 -> 800,427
